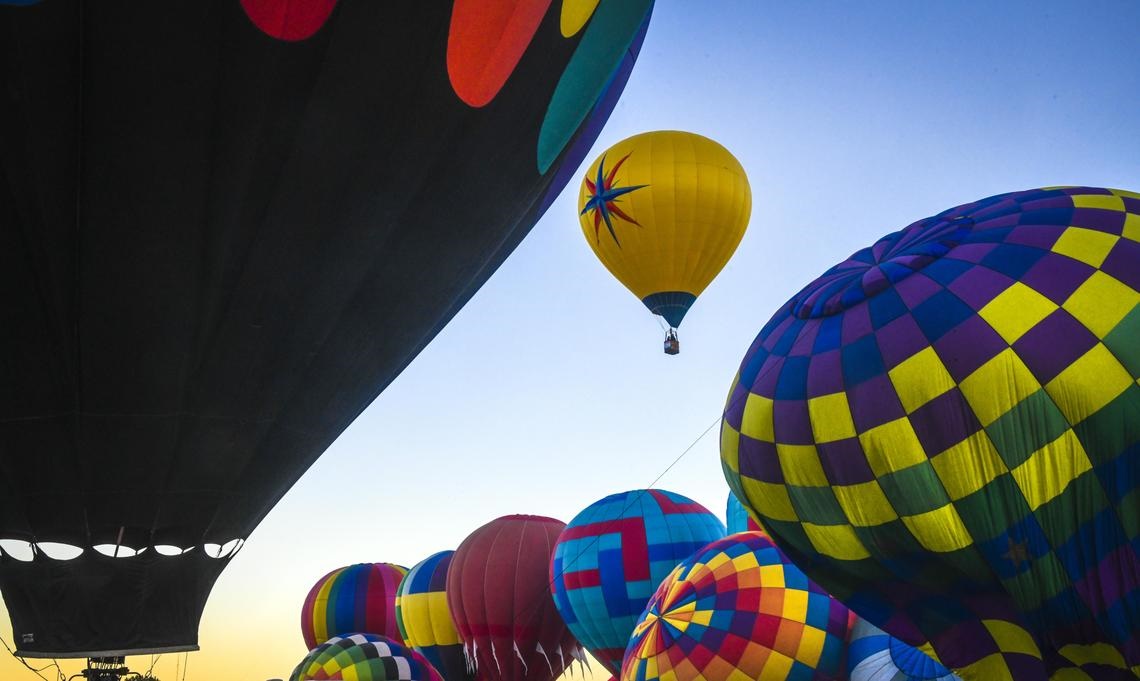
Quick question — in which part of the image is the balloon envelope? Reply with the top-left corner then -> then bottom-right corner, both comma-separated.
290,633 -> 442,681
448,515 -> 582,681
721,187 -> 1140,679
726,490 -> 763,534
577,130 -> 752,328
396,551 -> 470,681
550,489 -> 726,674
302,563 -> 408,651
0,0 -> 652,657
621,531 -> 849,681
847,616 -> 959,681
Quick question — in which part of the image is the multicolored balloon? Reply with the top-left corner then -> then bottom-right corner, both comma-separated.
302,563 -> 408,650
726,490 -> 763,534
290,633 -> 442,681
448,515 -> 584,681
622,531 -> 850,681
577,130 -> 751,341
721,187 -> 1140,679
396,551 -> 470,681
550,489 -> 726,674
847,616 -> 959,681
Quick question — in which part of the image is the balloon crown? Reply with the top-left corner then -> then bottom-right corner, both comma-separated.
791,215 -> 973,319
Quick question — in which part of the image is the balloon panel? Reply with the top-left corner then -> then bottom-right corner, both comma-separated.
722,187 -> 1140,679
847,616 -> 959,681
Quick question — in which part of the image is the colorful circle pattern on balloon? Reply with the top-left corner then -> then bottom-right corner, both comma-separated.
622,531 -> 849,681
721,187 -> 1140,680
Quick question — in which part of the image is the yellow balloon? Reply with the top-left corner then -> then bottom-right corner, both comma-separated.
577,130 -> 751,330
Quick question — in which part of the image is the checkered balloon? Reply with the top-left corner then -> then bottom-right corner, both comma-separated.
721,187 -> 1140,679
290,633 -> 443,681
621,531 -> 850,681
551,489 -> 726,674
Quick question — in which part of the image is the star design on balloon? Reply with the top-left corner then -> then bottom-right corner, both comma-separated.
581,153 -> 648,246
1003,535 -> 1030,570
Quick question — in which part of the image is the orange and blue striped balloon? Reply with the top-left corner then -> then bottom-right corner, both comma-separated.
301,562 -> 408,650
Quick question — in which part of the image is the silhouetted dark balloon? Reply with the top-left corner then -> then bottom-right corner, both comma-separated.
0,0 -> 653,658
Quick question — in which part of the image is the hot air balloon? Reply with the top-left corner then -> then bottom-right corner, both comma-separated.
726,490 -> 763,534
447,515 -> 584,681
577,130 -> 752,354
396,551 -> 470,681
301,563 -> 408,651
622,531 -> 850,681
550,489 -> 726,674
0,0 -> 653,666
721,187 -> 1140,679
290,633 -> 442,681
847,616 -> 960,681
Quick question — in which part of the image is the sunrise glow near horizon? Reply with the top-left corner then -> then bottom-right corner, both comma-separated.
2,2 -> 1139,680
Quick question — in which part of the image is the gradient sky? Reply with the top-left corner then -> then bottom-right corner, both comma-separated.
3,2 -> 1139,680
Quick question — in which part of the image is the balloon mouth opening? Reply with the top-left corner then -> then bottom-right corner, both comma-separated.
790,215 -> 974,319
642,291 -> 697,328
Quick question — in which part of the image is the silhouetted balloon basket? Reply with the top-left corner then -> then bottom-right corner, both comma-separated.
71,656 -> 131,681
664,329 -> 680,355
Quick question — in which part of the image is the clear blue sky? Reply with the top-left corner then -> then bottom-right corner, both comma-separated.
3,2 -> 1138,679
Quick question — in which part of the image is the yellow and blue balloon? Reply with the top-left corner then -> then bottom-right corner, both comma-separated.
577,131 -> 751,347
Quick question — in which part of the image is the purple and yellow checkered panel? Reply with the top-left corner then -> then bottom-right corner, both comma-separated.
621,531 -> 849,681
290,633 -> 444,681
721,187 -> 1140,680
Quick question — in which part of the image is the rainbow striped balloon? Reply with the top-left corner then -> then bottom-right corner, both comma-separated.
301,563 -> 408,650
396,551 -> 469,681
290,633 -> 443,681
